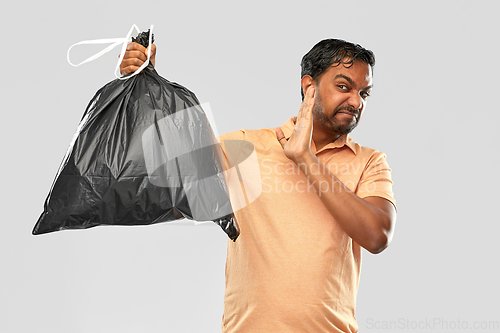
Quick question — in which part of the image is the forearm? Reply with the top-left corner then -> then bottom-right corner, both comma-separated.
296,152 -> 392,253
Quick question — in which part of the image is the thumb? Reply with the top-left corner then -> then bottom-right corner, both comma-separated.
146,44 -> 156,67
274,127 -> 287,148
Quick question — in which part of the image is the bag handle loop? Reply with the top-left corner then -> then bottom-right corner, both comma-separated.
67,24 -> 153,80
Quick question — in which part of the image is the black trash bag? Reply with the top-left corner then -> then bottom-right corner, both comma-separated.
33,30 -> 239,241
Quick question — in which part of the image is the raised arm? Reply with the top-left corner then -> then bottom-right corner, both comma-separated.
275,87 -> 396,254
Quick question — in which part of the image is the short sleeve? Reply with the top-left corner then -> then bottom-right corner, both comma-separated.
218,130 -> 246,167
356,152 -> 396,208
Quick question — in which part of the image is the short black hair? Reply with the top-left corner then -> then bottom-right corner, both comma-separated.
300,39 -> 375,99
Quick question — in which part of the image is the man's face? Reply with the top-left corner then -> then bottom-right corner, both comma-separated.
312,60 -> 373,136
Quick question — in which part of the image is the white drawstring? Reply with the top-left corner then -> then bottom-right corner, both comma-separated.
67,24 -> 154,80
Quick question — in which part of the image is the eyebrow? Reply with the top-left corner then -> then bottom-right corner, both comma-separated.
334,74 -> 373,91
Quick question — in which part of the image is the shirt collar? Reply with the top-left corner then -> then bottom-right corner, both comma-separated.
280,117 -> 357,155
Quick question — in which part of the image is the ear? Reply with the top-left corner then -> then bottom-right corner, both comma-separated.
301,75 -> 315,97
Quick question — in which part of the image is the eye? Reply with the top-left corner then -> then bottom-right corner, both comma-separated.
360,91 -> 371,98
338,84 -> 348,91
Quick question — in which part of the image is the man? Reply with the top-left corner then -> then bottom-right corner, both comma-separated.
121,39 -> 396,333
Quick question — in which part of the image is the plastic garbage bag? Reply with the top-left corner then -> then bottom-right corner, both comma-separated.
33,28 -> 239,240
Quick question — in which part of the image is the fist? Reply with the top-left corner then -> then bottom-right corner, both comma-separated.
119,42 -> 156,75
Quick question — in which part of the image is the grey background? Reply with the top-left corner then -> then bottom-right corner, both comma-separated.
2,1 -> 499,332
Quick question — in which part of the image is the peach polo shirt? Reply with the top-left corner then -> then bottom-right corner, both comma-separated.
219,117 -> 396,333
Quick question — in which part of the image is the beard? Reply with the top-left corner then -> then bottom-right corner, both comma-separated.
312,94 -> 360,136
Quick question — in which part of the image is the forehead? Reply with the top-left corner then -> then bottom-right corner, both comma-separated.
321,61 -> 373,88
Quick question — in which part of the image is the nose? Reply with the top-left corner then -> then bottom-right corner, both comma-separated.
347,92 -> 363,111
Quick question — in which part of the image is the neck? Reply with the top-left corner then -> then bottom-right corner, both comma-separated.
312,128 -> 342,152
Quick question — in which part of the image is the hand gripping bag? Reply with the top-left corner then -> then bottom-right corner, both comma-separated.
33,26 -> 239,240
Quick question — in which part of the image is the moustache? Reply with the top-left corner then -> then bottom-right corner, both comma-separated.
334,106 -> 360,118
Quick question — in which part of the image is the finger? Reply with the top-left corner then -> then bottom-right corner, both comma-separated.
120,59 -> 144,75
120,57 -> 145,68
146,44 -> 157,57
122,50 -> 148,62
296,86 -> 315,128
301,86 -> 315,118
274,127 -> 288,148
146,44 -> 156,67
299,87 -> 313,117
120,65 -> 141,76
126,42 -> 147,53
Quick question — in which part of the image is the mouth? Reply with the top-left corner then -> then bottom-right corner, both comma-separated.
336,111 -> 358,121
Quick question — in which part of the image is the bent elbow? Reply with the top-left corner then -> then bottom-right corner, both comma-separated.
367,231 -> 390,254
367,210 -> 396,254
